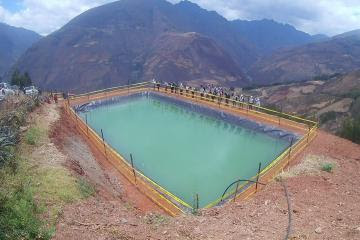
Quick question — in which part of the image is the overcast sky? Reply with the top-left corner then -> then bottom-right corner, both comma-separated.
0,0 -> 359,36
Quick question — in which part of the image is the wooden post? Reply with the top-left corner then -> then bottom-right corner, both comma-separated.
130,153 -> 137,184
75,113 -> 78,128
288,137 -> 294,159
85,114 -> 89,136
196,193 -> 199,210
101,129 -> 107,158
233,182 -> 240,202
256,162 -> 262,192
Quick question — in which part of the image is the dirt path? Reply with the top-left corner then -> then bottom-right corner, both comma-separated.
50,105 -> 360,239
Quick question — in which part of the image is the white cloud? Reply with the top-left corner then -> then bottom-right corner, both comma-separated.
1,0 -> 360,36
170,0 -> 360,36
0,0 -> 114,35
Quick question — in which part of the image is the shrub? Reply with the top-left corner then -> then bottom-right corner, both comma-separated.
77,178 -> 95,198
341,90 -> 360,100
350,98 -> 360,120
321,163 -> 334,173
320,111 -> 337,124
339,118 -> 360,144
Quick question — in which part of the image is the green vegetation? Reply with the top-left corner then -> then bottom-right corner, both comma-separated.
0,98 -> 95,239
339,117 -> 360,144
0,138 -> 17,169
341,90 -> 360,99
31,167 -> 90,225
77,178 -> 95,198
0,97 -> 38,168
321,163 -> 334,173
334,93 -> 360,144
24,127 -> 42,145
350,97 -> 360,120
320,111 -> 337,124
0,98 -> 51,239
10,70 -> 33,89
0,168 -> 52,240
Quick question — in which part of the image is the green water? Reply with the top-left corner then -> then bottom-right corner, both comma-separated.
79,96 -> 290,208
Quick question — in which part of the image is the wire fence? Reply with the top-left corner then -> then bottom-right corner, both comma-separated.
63,81 -> 318,215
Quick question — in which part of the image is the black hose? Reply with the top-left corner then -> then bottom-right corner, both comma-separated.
220,179 -> 266,202
280,178 -> 292,240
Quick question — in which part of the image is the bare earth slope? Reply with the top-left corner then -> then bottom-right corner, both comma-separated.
50,105 -> 360,239
245,70 -> 360,133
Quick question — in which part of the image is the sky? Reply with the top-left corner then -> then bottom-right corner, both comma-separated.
0,0 -> 359,36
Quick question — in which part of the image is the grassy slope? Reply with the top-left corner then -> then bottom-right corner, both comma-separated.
0,99 -> 94,239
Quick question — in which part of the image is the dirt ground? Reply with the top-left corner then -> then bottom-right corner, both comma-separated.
48,105 -> 360,240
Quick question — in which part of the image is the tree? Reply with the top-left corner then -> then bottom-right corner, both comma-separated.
339,117 -> 360,144
23,72 -> 32,87
10,70 -> 21,87
10,70 -> 33,89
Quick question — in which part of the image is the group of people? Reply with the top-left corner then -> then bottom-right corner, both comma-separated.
152,80 -> 261,107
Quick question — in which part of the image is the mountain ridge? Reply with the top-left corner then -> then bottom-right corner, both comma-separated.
0,22 -> 41,79
249,35 -> 360,85
11,0 -> 330,92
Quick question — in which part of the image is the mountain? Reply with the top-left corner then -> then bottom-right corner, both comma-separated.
231,19 -> 328,55
249,36 -> 360,85
13,0 -> 253,92
143,32 -> 247,87
0,23 -> 41,79
333,29 -> 360,40
13,0 -> 325,92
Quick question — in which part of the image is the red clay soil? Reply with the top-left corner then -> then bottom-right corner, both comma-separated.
51,107 -> 360,240
50,107 -> 165,213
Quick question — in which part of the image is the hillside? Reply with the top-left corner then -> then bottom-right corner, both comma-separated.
12,0 -> 322,93
244,70 -> 360,134
0,23 -> 41,78
249,36 -> 360,85
2,91 -> 360,240
143,32 -> 248,87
